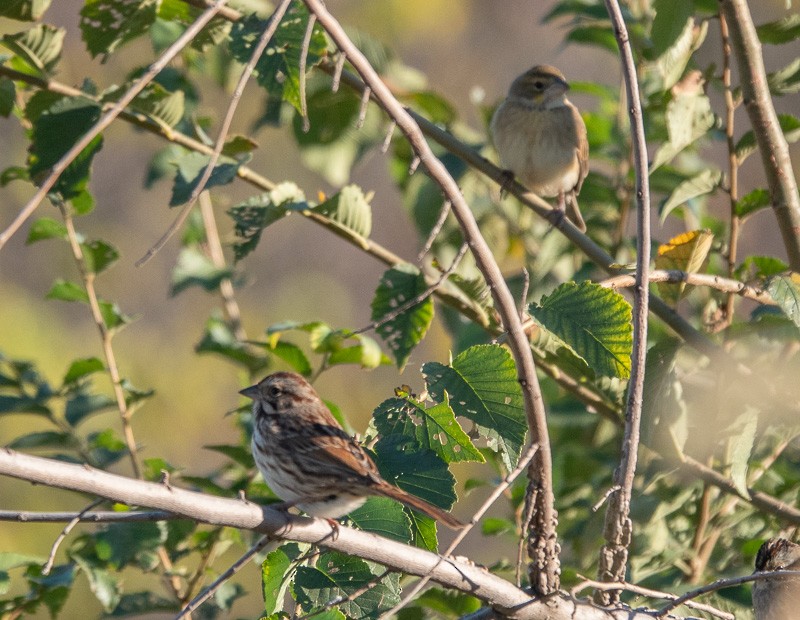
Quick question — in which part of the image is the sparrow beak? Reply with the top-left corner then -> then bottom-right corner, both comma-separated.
239,385 -> 260,400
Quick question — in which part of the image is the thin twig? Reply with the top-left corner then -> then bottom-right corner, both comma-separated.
175,536 -> 274,619
42,499 -> 104,575
596,0 -> 651,603
381,120 -> 396,153
198,191 -> 247,341
136,0 -> 292,266
0,0 -> 231,250
380,443 -> 539,618
0,510 -> 178,522
356,86 -> 371,129
571,576 -> 734,620
417,201 -> 451,264
657,570 -> 800,615
355,242 -> 468,336
298,12 -> 317,133
332,52 -> 346,92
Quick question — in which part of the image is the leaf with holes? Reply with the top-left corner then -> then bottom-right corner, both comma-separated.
371,265 -> 434,370
80,0 -> 157,59
422,345 -> 526,469
655,230 -> 714,304
372,395 -> 483,464
529,282 -> 632,379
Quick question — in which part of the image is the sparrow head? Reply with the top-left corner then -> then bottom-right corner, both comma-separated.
240,371 -> 316,415
755,538 -> 800,572
508,65 -> 570,107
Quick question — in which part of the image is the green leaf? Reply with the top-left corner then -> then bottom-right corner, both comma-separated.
659,168 -> 722,221
0,0 -> 52,21
82,239 -> 119,274
422,345 -> 527,469
63,357 -> 104,385
8,431 -> 75,450
0,78 -> 15,117
413,588 -> 481,617
756,14 -> 800,44
768,272 -> 800,328
228,183 -> 308,261
372,396 -> 483,464
640,339 -> 687,459
46,279 -> 88,303
348,497 -> 412,543
481,517 -> 515,536
655,230 -> 714,304
0,24 -> 64,75
65,391 -> 115,426
737,255 -> 788,280
529,282 -> 633,379
374,436 -> 456,512
26,217 -> 67,243
727,407 -> 758,498
736,114 -> 800,162
169,151 -> 239,206
104,592 -> 177,616
229,5 -> 328,113
327,334 -> 390,370
196,315 -> 269,373
79,0 -> 158,59
313,185 -> 373,239
95,522 -> 167,570
735,188 -> 771,218
262,545 -> 302,616
268,341 -> 313,376
650,89 -> 715,171
768,57 -> 800,95
171,247 -> 233,296
294,552 -> 400,619
406,510 -> 438,551
0,552 -> 44,571
647,17 -> 707,94
370,264 -> 434,370
130,83 -> 185,128
402,90 -> 457,125
651,0 -> 693,56
28,96 -> 103,199
565,25 -> 618,54
71,554 -> 120,612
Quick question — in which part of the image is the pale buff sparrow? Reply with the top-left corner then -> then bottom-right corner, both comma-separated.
240,372 -> 463,529
752,538 -> 800,620
490,65 -> 589,232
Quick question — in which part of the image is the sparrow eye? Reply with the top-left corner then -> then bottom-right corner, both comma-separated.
267,385 -> 281,398
533,80 -> 544,90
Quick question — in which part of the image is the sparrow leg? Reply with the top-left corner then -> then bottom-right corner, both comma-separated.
498,169 -> 515,197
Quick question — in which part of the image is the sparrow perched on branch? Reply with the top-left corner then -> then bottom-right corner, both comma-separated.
490,64 -> 589,232
752,538 -> 800,620
240,372 -> 463,529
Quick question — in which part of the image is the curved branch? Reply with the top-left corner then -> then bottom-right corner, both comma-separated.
0,449 -> 690,620
301,0 -> 559,593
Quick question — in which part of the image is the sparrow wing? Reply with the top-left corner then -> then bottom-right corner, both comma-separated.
571,102 -> 589,194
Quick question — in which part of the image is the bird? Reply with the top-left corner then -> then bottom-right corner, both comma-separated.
240,371 -> 463,529
752,538 -> 800,620
490,64 -> 589,232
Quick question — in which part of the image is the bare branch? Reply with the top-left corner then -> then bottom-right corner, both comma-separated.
0,510 -> 179,522
42,499 -> 104,575
416,200 -> 451,263
0,0 -> 231,250
596,0 -> 651,601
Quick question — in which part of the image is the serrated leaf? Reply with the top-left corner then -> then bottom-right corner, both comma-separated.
131,83 -> 185,128
312,185 -> 373,239
650,90 -> 715,171
406,510 -> 438,551
735,188 -> 771,218
170,151 -> 239,206
261,546 -> 297,616
640,339 -> 687,459
529,282 -> 633,379
63,357 -> 104,385
228,183 -> 308,261
170,247 -> 233,296
82,239 -> 119,274
80,0 -> 158,59
374,436 -> 456,511
757,13 -> 800,44
660,168 -> 722,221
28,97 -> 103,199
422,344 -> 527,469
1,24 -> 64,75
768,57 -> 800,95
768,272 -> 800,328
371,264 -> 434,370
348,497 -> 412,543
736,114 -> 800,162
655,230 -> 714,304
372,395 -> 483,464
294,552 -> 399,619
229,5 -> 328,113
26,217 -> 67,243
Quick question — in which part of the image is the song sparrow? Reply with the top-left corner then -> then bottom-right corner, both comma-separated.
240,372 -> 463,529
490,64 -> 589,232
752,538 -> 800,620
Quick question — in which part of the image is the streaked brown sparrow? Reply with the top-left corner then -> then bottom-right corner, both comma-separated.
491,64 -> 589,232
240,372 -> 463,529
752,538 -> 800,620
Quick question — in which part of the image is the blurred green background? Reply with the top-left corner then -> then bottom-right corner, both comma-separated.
0,0 -> 797,616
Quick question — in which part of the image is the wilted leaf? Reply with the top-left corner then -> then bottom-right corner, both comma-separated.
655,230 -> 714,304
